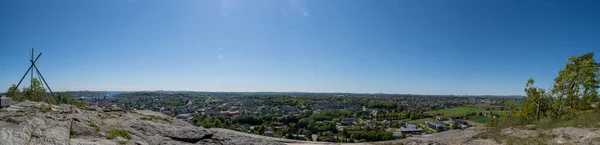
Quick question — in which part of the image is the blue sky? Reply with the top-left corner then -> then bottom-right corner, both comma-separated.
1,0 -> 599,95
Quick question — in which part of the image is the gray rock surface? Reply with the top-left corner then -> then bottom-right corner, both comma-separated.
0,101 -> 310,145
129,120 -> 214,143
70,138 -> 116,145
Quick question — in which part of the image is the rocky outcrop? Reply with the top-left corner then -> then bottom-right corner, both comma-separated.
129,120 -> 214,143
0,101 -> 300,145
13,100 -> 600,145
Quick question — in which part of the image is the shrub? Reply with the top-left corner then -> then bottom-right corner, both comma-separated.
107,129 -> 131,139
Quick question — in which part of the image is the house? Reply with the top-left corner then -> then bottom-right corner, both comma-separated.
203,109 -> 220,116
425,121 -> 447,132
381,120 -> 391,127
227,111 -> 241,118
436,116 -> 447,121
454,114 -> 462,119
399,120 -> 408,126
455,119 -> 470,129
491,114 -> 500,118
366,120 -> 377,128
175,113 -> 193,120
371,111 -> 378,117
341,118 -> 358,125
264,131 -> 274,137
399,124 -> 424,134
293,134 -> 307,141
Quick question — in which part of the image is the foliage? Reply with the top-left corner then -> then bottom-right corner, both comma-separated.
532,110 -> 600,129
22,78 -> 47,102
162,99 -> 186,106
517,78 -> 551,122
194,115 -> 227,128
485,117 -> 499,127
364,101 -> 400,110
232,115 -> 264,125
73,101 -> 86,108
508,52 -> 600,127
351,131 -> 395,141
7,84 -> 22,102
107,129 -> 131,139
310,110 -> 352,121
549,52 -> 599,117
57,92 -> 72,104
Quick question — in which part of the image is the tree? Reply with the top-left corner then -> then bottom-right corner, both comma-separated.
22,78 -> 47,102
7,84 -> 22,102
515,52 -> 599,121
551,52 -> 599,111
486,117 -> 499,127
519,78 -> 550,121
57,92 -> 72,104
342,128 -> 350,138
506,100 -> 517,117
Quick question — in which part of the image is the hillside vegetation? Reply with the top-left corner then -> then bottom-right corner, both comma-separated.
472,52 -> 600,144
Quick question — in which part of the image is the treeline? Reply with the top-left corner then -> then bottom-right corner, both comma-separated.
311,110 -> 352,121
6,78 -> 80,106
351,131 -> 395,142
364,101 -> 401,110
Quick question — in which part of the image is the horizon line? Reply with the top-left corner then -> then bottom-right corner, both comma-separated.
20,90 -> 523,97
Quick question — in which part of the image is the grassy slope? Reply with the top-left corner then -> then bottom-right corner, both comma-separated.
472,110 -> 600,144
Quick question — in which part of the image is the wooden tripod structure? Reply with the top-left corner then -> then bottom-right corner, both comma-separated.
9,48 -> 56,102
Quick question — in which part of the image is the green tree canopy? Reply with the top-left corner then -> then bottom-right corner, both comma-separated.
22,78 -> 47,102
7,84 -> 22,102
550,52 -> 599,116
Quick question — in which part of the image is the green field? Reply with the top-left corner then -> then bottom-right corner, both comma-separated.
468,115 -> 487,123
425,106 -> 509,117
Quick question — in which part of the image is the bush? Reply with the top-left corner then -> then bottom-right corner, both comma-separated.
107,129 -> 131,139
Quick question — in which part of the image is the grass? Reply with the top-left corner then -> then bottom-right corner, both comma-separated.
88,123 -> 100,133
73,102 -> 86,108
532,110 -> 600,129
472,110 -> 600,144
107,129 -> 131,139
467,115 -> 487,123
141,116 -> 173,123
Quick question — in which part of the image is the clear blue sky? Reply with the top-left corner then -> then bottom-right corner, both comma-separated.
1,0 -> 599,95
